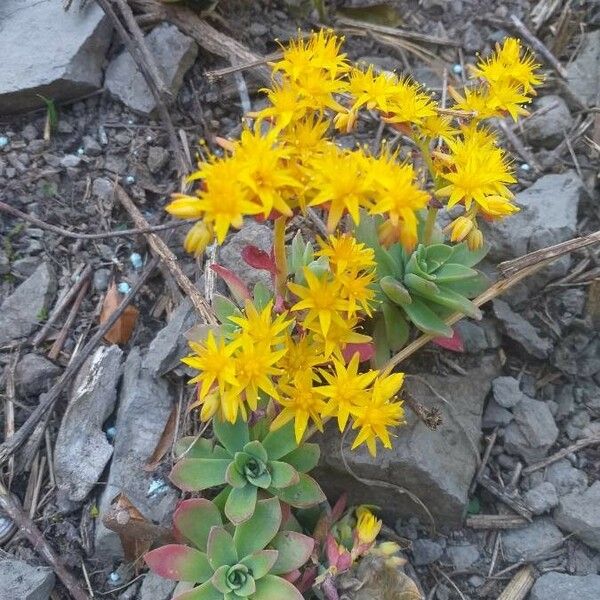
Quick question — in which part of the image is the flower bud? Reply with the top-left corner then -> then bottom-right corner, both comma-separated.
467,228 -> 484,251
184,221 -> 214,257
449,216 -> 473,242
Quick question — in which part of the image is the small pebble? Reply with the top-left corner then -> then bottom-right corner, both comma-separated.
124,175 -> 135,185
127,119 -> 134,125
147,479 -> 170,498
129,252 -> 143,270
105,426 -> 117,442
117,282 -> 131,294
452,64 -> 462,74
520,163 -> 530,171
0,135 -> 9,148
77,147 -> 85,155
108,572 -> 121,584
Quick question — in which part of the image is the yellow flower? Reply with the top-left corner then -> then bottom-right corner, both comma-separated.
184,221 -> 214,257
228,300 -> 292,348
310,316 -> 371,360
337,270 -> 377,317
271,369 -> 327,443
447,215 -> 474,243
419,114 -> 456,142
348,66 -> 400,113
254,81 -> 307,132
316,234 -> 375,275
467,227 -> 484,250
277,334 -> 325,380
166,193 -> 204,218
384,77 -> 437,126
317,353 -> 378,431
355,507 -> 382,546
350,372 -> 405,456
307,147 -> 371,232
183,331 -> 239,401
288,268 -> 348,337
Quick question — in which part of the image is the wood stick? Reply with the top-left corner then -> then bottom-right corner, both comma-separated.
47,278 -> 90,361
498,230 -> 600,277
497,565 -> 536,600
477,476 -> 533,522
509,14 -> 568,79
33,265 -> 92,347
522,435 -> 600,474
0,201 -> 192,241
116,185 -> 216,325
469,429 -> 498,495
466,514 -> 529,530
0,257 -> 160,465
0,482 -> 89,600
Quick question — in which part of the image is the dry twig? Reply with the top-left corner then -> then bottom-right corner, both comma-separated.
497,565 -> 536,600
477,476 -> 533,522
466,514 -> 529,529
522,435 -> 600,474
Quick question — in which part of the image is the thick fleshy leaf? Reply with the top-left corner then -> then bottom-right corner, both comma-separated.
234,497 -> 282,558
341,342 -> 375,363
419,283 -> 482,319
174,581 -> 223,600
212,486 -> 231,514
402,297 -> 453,338
213,417 -> 250,456
243,440 -> 269,463
382,301 -> 409,351
174,437 -> 231,461
443,272 -> 489,298
170,458 -> 229,492
213,294 -> 242,325
225,462 -> 247,489
174,499 -> 223,551
241,550 -> 278,580
261,421 -> 297,460
433,263 -> 478,282
280,444 -> 320,474
449,241 -> 489,267
404,272 -> 440,296
253,282 -> 273,311
372,316 -> 391,368
235,574 -> 256,596
433,329 -> 464,352
424,244 -> 453,265
242,245 -> 277,275
211,565 -> 231,594
254,574 -> 304,600
247,470 -> 272,489
380,276 -> 412,305
210,264 -> 252,304
269,532 -> 314,575
274,474 -> 325,508
207,527 -> 238,570
144,544 -> 212,583
269,461 -> 299,489
225,484 -> 258,525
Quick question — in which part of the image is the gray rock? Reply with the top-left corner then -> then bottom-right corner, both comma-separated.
83,135 -> 102,157
411,539 -> 443,566
504,398 -> 558,463
15,353 -> 61,397
92,177 -> 115,201
11,256 -> 41,278
147,146 -> 170,173
492,300 -> 552,359
0,0 -> 111,114
0,558 -> 55,600
570,545 -> 600,576
530,573 -> 600,600
95,348 -> 177,559
483,172 -> 584,262
105,23 -> 198,115
502,518 -> 563,561
445,544 -> 480,569
492,376 -> 526,408
455,320 -> 488,353
137,571 -> 176,600
54,346 -> 122,504
93,268 -> 111,292
556,385 -> 576,420
315,357 -> 499,526
219,222 -> 274,292
22,124 -> 38,141
567,30 -> 600,107
553,332 -> 600,377
482,399 -> 513,429
524,482 -> 558,515
524,95 -> 573,149
146,299 -> 196,376
545,459 -> 588,496
60,154 -> 81,168
0,262 -> 57,345
555,482 -> 600,550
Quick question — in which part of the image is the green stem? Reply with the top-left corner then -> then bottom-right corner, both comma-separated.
423,207 -> 438,246
273,216 -> 288,300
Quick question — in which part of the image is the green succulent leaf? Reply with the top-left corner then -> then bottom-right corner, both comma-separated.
234,497 -> 282,558
207,527 -> 238,570
213,416 -> 250,456
212,486 -> 231,514
382,301 -> 410,351
261,422 -> 298,460
174,580 -> 223,600
402,297 -> 453,337
405,250 -> 431,280
433,263 -> 479,282
144,544 -> 212,583
174,499 -> 223,552
248,470 -> 272,489
254,574 -> 304,600
240,549 -> 278,580
269,531 -> 314,575
236,574 -> 256,596
269,461 -> 300,488
281,443 -> 320,473
411,280 -> 482,319
443,272 -> 489,298
424,244 -> 453,265
243,441 -> 269,463
252,282 -> 272,311
404,272 -> 440,295
225,484 -> 258,525
225,462 -> 248,489
449,241 -> 489,267
373,316 -> 391,367
273,473 -> 325,508
213,294 -> 242,325
379,276 -> 412,306
174,437 -> 231,461
211,565 -> 232,594
170,458 -> 230,492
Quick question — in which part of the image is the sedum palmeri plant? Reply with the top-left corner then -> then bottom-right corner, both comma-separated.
146,30 -> 542,599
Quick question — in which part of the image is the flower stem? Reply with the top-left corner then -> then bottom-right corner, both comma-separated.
273,216 -> 288,300
423,207 -> 438,246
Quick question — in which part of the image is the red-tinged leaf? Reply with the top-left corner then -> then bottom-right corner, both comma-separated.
173,498 -> 222,552
325,534 -> 340,566
336,551 -> 352,572
331,493 -> 347,523
296,565 -> 318,594
242,245 -> 277,275
342,343 -> 375,363
270,531 -> 314,575
282,569 -> 301,583
144,544 -> 212,583
433,328 -> 464,352
210,264 -> 251,304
